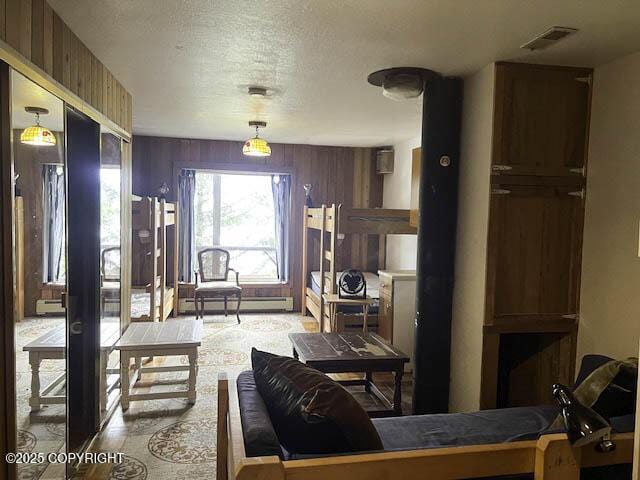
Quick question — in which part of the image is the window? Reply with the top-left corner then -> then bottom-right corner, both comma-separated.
100,167 -> 121,277
194,172 -> 279,282
42,164 -> 66,283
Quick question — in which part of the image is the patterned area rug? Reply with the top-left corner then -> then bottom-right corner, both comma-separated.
14,313 -> 312,479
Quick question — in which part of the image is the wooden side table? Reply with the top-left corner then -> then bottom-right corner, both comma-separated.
322,293 -> 373,333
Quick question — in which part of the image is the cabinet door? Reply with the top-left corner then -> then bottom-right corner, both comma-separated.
492,63 -> 592,177
485,184 -> 584,326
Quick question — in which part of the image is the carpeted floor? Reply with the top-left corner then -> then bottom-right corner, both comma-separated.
15,313 -> 314,480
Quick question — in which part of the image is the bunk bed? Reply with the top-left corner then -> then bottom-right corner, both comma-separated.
301,204 -> 416,333
131,196 -> 179,322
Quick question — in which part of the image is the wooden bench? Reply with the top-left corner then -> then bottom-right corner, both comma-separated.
23,322 -> 121,412
215,373 -> 634,480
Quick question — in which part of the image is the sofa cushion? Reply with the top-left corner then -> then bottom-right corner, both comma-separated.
251,348 -> 383,455
236,370 -> 284,458
372,405 -> 559,451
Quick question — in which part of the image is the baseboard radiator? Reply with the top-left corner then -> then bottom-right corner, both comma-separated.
37,296 -> 295,315
179,296 -> 293,313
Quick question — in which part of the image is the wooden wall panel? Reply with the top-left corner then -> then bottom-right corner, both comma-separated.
13,129 -> 63,316
132,136 -> 381,310
0,0 -> 131,133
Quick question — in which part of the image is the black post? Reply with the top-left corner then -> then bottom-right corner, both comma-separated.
66,106 -> 101,454
412,77 -> 463,414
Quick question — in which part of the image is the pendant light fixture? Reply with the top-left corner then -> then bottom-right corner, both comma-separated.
243,121 -> 271,157
20,106 -> 56,146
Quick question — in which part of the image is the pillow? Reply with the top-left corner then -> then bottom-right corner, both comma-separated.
251,348 -> 383,454
573,357 -> 637,420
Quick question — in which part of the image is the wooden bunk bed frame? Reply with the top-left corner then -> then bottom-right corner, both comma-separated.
131,196 -> 179,322
216,374 -> 634,480
301,204 -> 416,333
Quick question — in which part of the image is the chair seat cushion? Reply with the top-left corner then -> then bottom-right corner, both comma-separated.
196,281 -> 241,292
251,348 -> 383,455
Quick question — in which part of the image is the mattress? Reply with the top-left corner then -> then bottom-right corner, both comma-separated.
309,271 -> 379,314
130,287 -> 172,319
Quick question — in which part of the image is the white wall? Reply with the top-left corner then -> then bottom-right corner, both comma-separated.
578,51 -> 640,361
449,64 -> 495,412
383,133 -> 421,270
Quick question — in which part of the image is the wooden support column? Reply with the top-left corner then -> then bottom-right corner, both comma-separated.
413,76 -> 463,414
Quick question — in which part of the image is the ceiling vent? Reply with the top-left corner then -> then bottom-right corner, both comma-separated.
520,27 -> 578,51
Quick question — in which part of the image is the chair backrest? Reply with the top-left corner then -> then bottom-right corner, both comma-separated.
101,246 -> 121,282
198,248 -> 230,282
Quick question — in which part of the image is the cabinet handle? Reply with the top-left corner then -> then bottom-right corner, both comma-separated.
568,190 -> 585,199
491,165 -> 513,172
491,188 -> 511,195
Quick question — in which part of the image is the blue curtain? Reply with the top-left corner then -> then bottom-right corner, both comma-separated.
271,175 -> 291,282
178,170 -> 196,282
43,165 -> 65,283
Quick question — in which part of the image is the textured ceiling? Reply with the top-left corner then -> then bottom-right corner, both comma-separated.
11,69 -> 64,131
49,0 -> 640,146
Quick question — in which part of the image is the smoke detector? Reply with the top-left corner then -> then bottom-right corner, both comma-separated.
521,27 -> 578,51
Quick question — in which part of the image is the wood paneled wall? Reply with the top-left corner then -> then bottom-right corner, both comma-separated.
13,129 -> 62,316
0,0 -> 132,133
132,135 -> 383,310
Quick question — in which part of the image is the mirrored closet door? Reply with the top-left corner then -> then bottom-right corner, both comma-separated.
99,128 -> 123,418
11,69 -> 68,479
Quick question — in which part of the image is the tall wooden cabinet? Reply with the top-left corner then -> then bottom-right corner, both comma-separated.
446,62 -> 592,411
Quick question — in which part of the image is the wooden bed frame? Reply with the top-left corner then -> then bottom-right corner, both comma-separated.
301,204 -> 416,333
215,374 -> 634,480
131,196 -> 179,321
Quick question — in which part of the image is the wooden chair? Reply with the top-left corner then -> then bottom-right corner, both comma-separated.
100,246 -> 120,311
195,248 -> 242,323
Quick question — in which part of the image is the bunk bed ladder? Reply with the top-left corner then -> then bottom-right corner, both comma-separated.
159,198 -> 167,321
150,197 -> 159,322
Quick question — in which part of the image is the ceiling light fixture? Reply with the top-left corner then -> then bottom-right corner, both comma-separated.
20,106 -> 56,146
248,86 -> 268,97
368,67 -> 439,101
243,121 -> 271,157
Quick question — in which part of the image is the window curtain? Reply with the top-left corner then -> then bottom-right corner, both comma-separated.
178,169 -> 196,282
42,165 -> 65,283
271,175 -> 291,282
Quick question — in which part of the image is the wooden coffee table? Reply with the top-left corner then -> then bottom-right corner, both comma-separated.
115,319 -> 202,410
288,332 -> 409,416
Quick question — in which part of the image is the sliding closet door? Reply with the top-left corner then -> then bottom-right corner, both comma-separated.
65,106 -> 101,455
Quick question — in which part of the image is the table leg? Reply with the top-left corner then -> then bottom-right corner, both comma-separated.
28,352 -> 41,411
100,350 -> 108,412
135,356 -> 142,381
293,347 -> 299,360
331,303 -> 337,332
121,352 -> 130,411
188,349 -> 198,405
393,368 -> 403,416
363,304 -> 369,334
365,371 -> 372,393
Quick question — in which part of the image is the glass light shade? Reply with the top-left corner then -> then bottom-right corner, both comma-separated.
243,136 -> 271,157
20,125 -> 56,146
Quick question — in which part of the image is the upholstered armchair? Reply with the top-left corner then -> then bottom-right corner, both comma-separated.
194,248 -> 242,323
